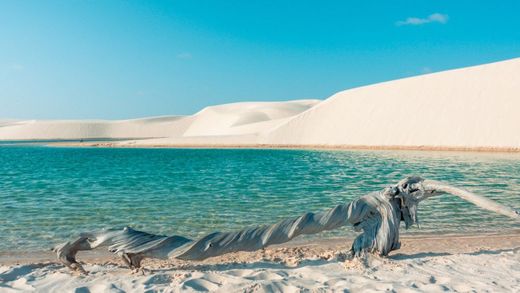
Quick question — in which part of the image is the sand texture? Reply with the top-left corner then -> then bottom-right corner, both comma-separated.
1,234 -> 519,292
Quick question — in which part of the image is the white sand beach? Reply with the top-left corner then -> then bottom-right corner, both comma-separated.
2,59 -> 520,293
3,2 -> 519,292
1,234 -> 519,292
1,58 -> 520,151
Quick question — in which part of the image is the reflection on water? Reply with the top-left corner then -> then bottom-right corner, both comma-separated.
1,146 -> 519,251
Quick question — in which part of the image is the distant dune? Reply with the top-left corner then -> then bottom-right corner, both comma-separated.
183,100 -> 319,137
0,116 -> 190,140
0,100 -> 319,142
1,58 -> 519,150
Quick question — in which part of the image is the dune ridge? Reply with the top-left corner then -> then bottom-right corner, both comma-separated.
2,58 -> 520,151
0,100 -> 320,142
265,58 -> 520,149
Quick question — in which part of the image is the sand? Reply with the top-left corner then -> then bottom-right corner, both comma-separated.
265,58 -> 520,149
2,58 -> 520,151
1,233 -> 519,292
0,116 -> 191,140
0,100 -> 319,142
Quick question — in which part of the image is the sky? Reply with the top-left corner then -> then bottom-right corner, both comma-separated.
1,1 -> 519,119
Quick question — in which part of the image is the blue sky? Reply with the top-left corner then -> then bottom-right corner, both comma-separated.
1,1 -> 519,119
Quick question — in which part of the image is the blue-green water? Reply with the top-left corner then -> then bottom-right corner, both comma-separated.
1,145 -> 519,252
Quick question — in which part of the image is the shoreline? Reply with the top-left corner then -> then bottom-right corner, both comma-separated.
3,137 -> 520,153
1,232 -> 519,292
46,141 -> 520,153
2,231 -> 519,266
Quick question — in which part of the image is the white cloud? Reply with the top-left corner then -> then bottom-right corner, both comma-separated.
176,52 -> 192,60
396,13 -> 449,26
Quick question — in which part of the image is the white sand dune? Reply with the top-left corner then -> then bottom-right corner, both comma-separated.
1,58 -> 519,150
0,100 -> 320,142
0,116 -> 192,140
183,100 -> 319,137
1,234 -> 519,292
265,58 -> 520,150
122,57 -> 520,150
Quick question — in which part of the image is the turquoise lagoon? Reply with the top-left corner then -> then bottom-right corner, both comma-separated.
1,145 -> 519,252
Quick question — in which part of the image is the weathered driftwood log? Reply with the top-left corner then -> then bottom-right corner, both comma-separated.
53,176 -> 519,273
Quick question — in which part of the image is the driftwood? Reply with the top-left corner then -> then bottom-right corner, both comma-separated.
53,176 -> 519,273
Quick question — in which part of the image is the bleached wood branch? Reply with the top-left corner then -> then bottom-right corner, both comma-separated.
53,177 -> 519,273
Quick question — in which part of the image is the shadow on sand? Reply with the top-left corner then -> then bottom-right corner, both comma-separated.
389,247 -> 519,261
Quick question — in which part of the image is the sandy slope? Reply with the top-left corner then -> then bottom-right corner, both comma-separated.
0,116 -> 192,140
1,234 -> 519,292
183,100 -> 319,137
0,100 -> 319,142
1,58 -> 520,150
265,58 -> 520,149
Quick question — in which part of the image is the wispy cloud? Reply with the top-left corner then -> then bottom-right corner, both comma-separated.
396,13 -> 449,26
176,52 -> 192,60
